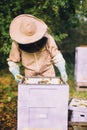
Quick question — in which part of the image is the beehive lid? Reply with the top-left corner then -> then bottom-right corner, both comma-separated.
69,98 -> 87,113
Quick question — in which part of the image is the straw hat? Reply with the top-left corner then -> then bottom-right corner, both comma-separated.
9,14 -> 47,44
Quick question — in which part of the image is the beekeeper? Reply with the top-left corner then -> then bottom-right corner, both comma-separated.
7,14 -> 68,83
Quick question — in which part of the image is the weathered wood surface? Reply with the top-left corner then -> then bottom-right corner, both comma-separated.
68,122 -> 87,130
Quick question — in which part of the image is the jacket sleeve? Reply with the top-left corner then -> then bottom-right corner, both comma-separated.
46,34 -> 65,64
7,41 -> 21,63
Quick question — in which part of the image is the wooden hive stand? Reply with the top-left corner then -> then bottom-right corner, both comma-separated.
68,122 -> 87,130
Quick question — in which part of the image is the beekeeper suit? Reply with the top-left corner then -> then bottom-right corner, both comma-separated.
7,14 -> 68,83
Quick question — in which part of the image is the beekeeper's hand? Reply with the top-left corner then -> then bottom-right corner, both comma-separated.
14,73 -> 23,83
7,61 -> 23,83
55,61 -> 68,83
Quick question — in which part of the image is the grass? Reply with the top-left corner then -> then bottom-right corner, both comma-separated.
0,69 -> 17,129
67,63 -> 87,99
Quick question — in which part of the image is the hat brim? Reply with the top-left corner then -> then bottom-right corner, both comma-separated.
10,14 -> 47,44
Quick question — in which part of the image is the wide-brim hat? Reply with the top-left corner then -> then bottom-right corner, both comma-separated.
9,14 -> 47,44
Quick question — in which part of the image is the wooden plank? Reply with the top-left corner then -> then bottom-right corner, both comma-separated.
76,85 -> 87,91
68,122 -> 87,130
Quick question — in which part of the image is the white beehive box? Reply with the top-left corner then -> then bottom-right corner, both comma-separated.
75,46 -> 87,91
17,77 -> 69,130
68,98 -> 87,122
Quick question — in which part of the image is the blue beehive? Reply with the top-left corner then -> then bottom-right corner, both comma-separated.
68,98 -> 87,122
75,46 -> 87,91
17,77 -> 69,130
